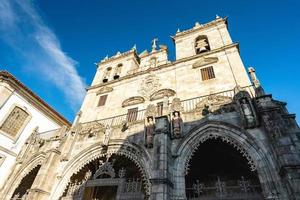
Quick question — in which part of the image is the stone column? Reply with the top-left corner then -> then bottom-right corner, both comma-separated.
150,116 -> 173,200
26,149 -> 61,200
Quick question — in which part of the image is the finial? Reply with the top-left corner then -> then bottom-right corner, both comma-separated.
216,14 -> 220,19
132,44 -> 137,50
103,55 -> 108,60
194,22 -> 201,27
116,51 -> 121,56
177,28 -> 180,33
151,38 -> 158,52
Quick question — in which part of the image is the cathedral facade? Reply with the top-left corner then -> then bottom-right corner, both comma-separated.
1,17 -> 300,200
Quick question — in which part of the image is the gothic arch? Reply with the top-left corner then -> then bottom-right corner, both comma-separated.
2,153 -> 45,198
172,121 -> 285,199
50,141 -> 152,200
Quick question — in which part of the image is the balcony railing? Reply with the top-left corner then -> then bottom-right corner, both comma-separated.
38,85 -> 255,135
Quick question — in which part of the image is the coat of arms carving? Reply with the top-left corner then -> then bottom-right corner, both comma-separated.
138,73 -> 161,100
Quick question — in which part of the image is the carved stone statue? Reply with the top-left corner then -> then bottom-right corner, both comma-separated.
145,116 -> 155,148
102,125 -> 111,147
172,111 -> 183,139
240,98 -> 255,128
202,104 -> 211,116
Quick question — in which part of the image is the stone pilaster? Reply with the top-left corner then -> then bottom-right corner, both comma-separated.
26,149 -> 61,200
150,116 -> 173,200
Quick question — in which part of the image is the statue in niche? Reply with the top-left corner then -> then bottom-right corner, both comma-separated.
172,111 -> 183,139
102,125 -> 111,146
202,104 -> 211,116
240,98 -> 255,127
144,116 -> 155,148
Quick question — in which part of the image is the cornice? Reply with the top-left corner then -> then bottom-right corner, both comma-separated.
171,17 -> 228,41
0,146 -> 17,157
0,71 -> 71,127
98,49 -> 140,66
87,43 -> 238,91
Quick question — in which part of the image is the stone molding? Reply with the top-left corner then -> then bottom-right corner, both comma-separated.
122,96 -> 145,107
192,57 -> 218,68
150,88 -> 176,101
96,86 -> 113,95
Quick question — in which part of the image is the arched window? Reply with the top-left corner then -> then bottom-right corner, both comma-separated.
0,106 -> 30,138
113,64 -> 122,80
195,35 -> 210,54
102,67 -> 112,83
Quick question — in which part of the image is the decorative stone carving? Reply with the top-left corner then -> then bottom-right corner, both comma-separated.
138,73 -> 161,100
192,57 -> 218,68
150,88 -> 176,101
234,86 -> 259,129
195,95 -> 233,115
171,111 -> 183,139
122,96 -> 145,107
78,121 -> 106,136
145,104 -> 157,117
144,116 -> 155,148
102,125 -> 112,147
96,86 -> 113,95
170,98 -> 183,112
93,160 -> 116,179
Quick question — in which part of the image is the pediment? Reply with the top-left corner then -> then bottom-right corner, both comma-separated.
96,86 -> 113,95
150,89 -> 176,101
122,96 -> 145,107
192,57 -> 218,68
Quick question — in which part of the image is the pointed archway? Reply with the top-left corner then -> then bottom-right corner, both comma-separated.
185,138 -> 263,199
60,154 -> 148,200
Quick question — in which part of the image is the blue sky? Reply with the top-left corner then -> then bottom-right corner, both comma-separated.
0,0 -> 299,123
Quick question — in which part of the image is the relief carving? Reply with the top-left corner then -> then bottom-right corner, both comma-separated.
122,96 -> 145,107
195,95 -> 233,115
150,88 -> 176,101
138,73 -> 161,100
170,98 -> 183,113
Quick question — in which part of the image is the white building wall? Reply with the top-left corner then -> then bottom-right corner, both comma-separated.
0,91 -> 61,189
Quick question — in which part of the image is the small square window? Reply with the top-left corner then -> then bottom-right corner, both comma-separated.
201,66 -> 215,81
127,107 -> 138,122
98,95 -> 108,107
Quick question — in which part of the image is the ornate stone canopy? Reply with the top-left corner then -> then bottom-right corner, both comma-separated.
122,96 -> 145,107
150,88 -> 176,101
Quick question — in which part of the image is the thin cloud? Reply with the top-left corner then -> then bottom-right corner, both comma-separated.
0,0 -> 86,110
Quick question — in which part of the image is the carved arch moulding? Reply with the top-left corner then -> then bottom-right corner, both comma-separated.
122,96 -> 145,107
150,88 -> 176,101
50,142 -> 152,200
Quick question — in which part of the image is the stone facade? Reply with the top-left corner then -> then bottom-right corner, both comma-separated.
1,17 -> 300,200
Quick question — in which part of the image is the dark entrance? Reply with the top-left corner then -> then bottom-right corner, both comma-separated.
185,138 -> 263,199
83,186 -> 118,200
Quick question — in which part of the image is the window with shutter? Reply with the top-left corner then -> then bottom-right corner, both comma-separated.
98,95 -> 108,107
127,107 -> 138,122
201,66 -> 215,81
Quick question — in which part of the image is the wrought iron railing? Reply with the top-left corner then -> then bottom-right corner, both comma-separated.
38,85 -> 255,135
186,177 -> 263,200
